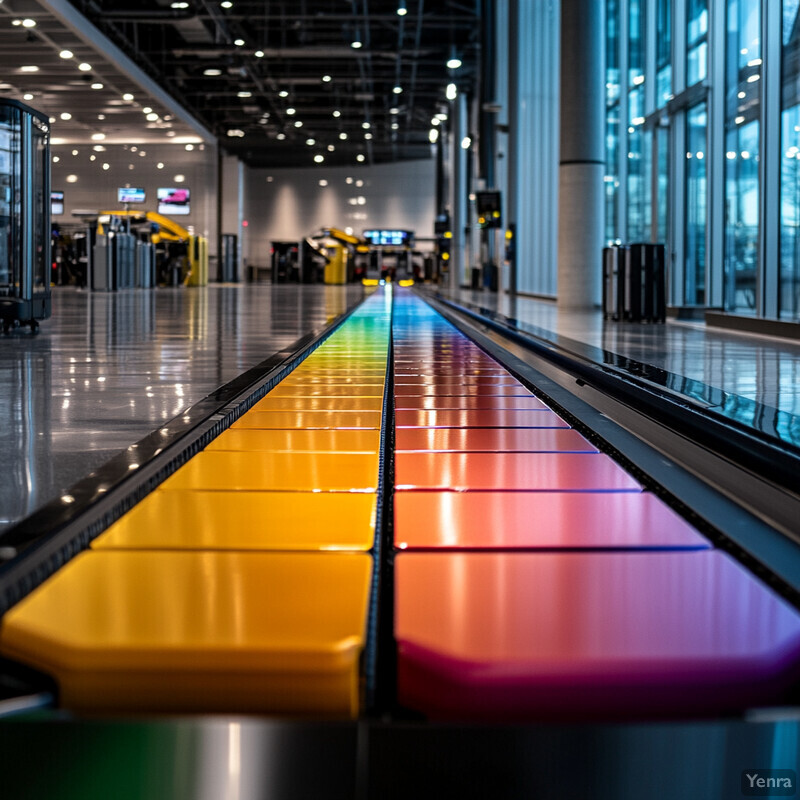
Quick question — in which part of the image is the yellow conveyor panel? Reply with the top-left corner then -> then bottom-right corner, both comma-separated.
160,451 -> 380,491
251,396 -> 384,412
0,551 -> 372,716
230,410 -> 383,430
93,490 -> 376,551
206,429 -> 381,453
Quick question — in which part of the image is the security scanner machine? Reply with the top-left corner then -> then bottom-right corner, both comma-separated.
363,229 -> 415,282
0,99 -> 51,333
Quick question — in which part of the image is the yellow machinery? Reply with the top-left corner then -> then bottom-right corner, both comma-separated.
312,228 -> 367,285
99,211 -> 209,286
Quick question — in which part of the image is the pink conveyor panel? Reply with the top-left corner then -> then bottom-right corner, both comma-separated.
395,396 -> 548,410
394,384 -> 536,397
395,550 -> 800,719
394,491 -> 709,549
395,452 -> 640,491
395,409 -> 570,429
395,428 -> 596,453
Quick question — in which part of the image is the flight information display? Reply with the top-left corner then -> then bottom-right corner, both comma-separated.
118,187 -> 146,204
363,229 -> 414,247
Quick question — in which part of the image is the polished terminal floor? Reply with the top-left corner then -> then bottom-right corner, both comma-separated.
1,280 -> 799,539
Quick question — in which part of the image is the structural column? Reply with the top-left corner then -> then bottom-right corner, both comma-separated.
557,0 -> 605,308
450,91 -> 469,290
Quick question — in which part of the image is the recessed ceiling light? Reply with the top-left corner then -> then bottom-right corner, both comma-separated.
204,68 -> 222,76
362,122 -> 370,129
226,129 -> 245,137
286,107 -> 296,115
356,154 -> 365,162
60,112 -> 72,120
102,163 -> 110,170
279,90 -> 289,98
234,38 -> 245,46
397,1 -> 407,15
390,107 -> 399,114
91,83 -> 103,90
146,113 -> 159,121
49,117 -> 56,123
314,154 -> 324,163
332,110 -> 341,118
351,39 -> 362,49
254,50 -> 264,58
89,155 -> 96,161
143,107 -> 152,114
21,18 -> 36,28
174,175 -> 185,183
237,90 -> 252,98
305,138 -> 315,145
446,82 -> 457,100
185,143 -> 194,150
166,130 -> 175,137
71,149 -> 78,155
23,93 -> 33,100
447,58 -> 462,69
91,133 -> 106,140
319,179 -> 328,186
393,86 -> 402,94
327,144 -> 335,151
171,1 -> 189,7
322,75 -> 332,83
92,145 -> 105,151
339,132 -> 348,140
364,133 -> 373,140
294,120 -> 303,127
59,50 -> 73,59
221,0 -> 232,7
97,114 -> 105,120
78,62 -> 92,72
276,133 -> 286,140
139,151 -> 146,157
123,93 -> 134,101
391,122 -> 399,130
52,156 -> 60,163
157,162 -> 164,169
66,174 -> 78,183
20,66 -> 39,73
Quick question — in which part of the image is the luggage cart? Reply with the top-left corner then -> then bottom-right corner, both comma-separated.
0,99 -> 51,333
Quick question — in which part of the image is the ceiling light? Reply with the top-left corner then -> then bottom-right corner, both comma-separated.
59,50 -> 73,59
23,93 -> 33,100
91,133 -> 106,140
306,138 -> 315,145
286,107 -> 296,115
431,117 -> 441,126
294,120 -> 303,127
185,144 -> 194,150
314,154 -> 324,163
333,110 -> 341,118
52,156 -> 59,163
221,0 -> 232,7
356,154 -> 365,162
393,86 -> 403,94
97,114 -> 105,120
397,1 -> 407,15
237,90 -> 252,98
78,62 -> 92,72
254,50 -> 264,58
167,130 -> 175,136
276,133 -> 286,140
327,145 -> 335,151
21,18 -> 36,28
157,162 -> 164,169
20,66 -> 39,73
391,122 -> 399,130
171,1 -> 189,7
461,136 -> 471,149
60,112 -> 72,120
146,113 -> 159,121
390,107 -> 399,114
234,38 -> 245,47
447,57 -> 462,69
226,129 -> 245,137
279,90 -> 289,98
123,93 -> 134,101
143,107 -> 152,114
66,174 -> 78,183
435,112 -> 448,121
174,175 -> 186,184
356,180 -> 363,187
91,83 -> 103,90
204,68 -> 222,76
319,179 -> 328,186
92,145 -> 105,151
364,133 -> 373,140
446,83 -> 457,100
322,75 -> 332,83
346,177 -> 353,184
102,163 -> 110,170
351,37 -> 362,49
362,122 -> 370,129
339,132 -> 348,140
429,128 -> 439,143
72,149 -> 78,155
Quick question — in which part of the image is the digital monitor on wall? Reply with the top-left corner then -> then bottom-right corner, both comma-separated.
51,191 -> 64,216
363,229 -> 413,247
157,187 -> 190,215
118,187 -> 146,204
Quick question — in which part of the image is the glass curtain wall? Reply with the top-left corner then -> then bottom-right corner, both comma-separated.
685,104 -> 708,304
724,0 -> 761,314
607,0 -> 621,243
781,1 -> 800,319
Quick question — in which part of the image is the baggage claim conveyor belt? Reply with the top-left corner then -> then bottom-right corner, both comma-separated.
3,286 -> 800,798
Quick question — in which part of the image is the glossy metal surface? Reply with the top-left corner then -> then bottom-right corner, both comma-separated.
394,491 -> 709,549
0,284 -> 366,535
206,429 -> 381,452
395,428 -> 597,452
395,409 -> 570,428
231,410 -> 383,429
395,550 -> 800,719
0,550 -> 373,715
395,452 -> 641,491
94,490 -> 376,551
394,396 -> 548,409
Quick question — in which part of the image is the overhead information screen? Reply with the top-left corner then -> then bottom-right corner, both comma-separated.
363,229 -> 414,247
118,187 -> 146,204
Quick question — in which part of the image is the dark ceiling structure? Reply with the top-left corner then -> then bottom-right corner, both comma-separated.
65,0 -> 481,168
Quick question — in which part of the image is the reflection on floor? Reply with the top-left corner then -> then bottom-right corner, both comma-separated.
0,284 -> 365,533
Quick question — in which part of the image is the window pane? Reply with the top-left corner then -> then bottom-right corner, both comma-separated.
656,125 -> 670,244
685,104 -> 707,305
724,0 -> 761,314
780,0 -> 800,319
607,0 -> 621,103
606,107 -> 620,241
627,88 -> 651,241
629,0 -> 645,83
687,0 -> 708,86
656,0 -> 672,106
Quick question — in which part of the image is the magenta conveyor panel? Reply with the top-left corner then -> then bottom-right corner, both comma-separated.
395,550 -> 800,719
394,491 -> 709,549
395,409 -> 570,429
395,396 -> 548,411
394,384 -> 536,397
394,452 -> 640,491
